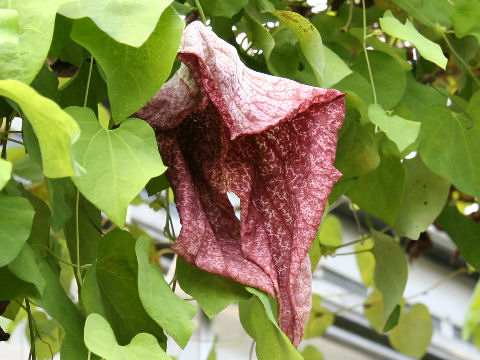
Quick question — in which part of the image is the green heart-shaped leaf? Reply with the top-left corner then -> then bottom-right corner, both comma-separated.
0,159 -> 12,190
0,0 -> 58,84
380,10 -> 447,69
68,107 -> 166,227
84,313 -> 171,360
0,195 -> 34,267
70,6 -> 183,122
136,236 -> 196,348
59,0 -> 172,47
0,80 -> 80,178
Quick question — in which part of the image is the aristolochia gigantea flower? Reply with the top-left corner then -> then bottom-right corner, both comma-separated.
136,21 -> 345,346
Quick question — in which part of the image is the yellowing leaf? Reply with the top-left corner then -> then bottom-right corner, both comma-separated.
301,345 -> 324,360
389,304 -> 433,358
304,294 -> 334,338
355,238 -> 375,288
364,288 -> 384,333
372,231 -> 408,325
394,156 -> 450,239
463,279 -> 480,341
271,11 -> 325,85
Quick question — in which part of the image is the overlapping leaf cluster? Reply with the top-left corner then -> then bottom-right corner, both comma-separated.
0,0 -> 479,359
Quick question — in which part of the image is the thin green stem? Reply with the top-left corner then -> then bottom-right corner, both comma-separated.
333,249 -> 372,257
14,299 -> 27,311
164,190 -> 173,242
75,190 -> 83,286
334,238 -> 363,250
26,299 -> 36,360
406,267 -> 468,300
1,112 -> 14,159
75,54 -> 94,288
341,0 -> 354,32
4,137 -> 24,145
83,55 -> 94,107
442,33 -> 480,88
157,248 -> 175,257
194,0 -> 206,24
318,290 -> 366,301
156,248 -> 175,269
249,341 -> 256,360
163,189 -> 177,242
334,302 -> 365,316
35,244 -> 90,270
361,0 -> 377,105
30,316 -> 54,360
327,196 -> 348,213
333,224 -> 391,250
169,211 -> 176,240
350,200 -> 367,243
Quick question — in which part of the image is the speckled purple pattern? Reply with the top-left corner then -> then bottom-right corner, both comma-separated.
135,21 -> 345,346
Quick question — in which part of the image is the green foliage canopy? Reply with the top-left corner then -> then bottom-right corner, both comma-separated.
0,0 -> 479,359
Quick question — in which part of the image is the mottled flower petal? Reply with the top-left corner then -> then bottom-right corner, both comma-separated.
136,21 -> 345,346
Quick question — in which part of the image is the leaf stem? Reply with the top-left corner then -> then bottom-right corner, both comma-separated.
163,189 -> 177,242
83,55 -> 94,107
194,0 -> 206,24
334,238 -> 363,250
75,54 -> 95,288
30,313 -> 54,360
35,244 -> 90,270
164,190 -> 173,242
332,249 -> 372,257
156,248 -> 175,269
4,137 -> 24,145
350,200 -> 367,243
26,299 -> 36,360
442,33 -> 480,88
327,196 -> 348,213
249,340 -> 256,360
341,0 -> 354,32
361,0 -> 377,105
334,301 -> 365,316
406,267 -> 468,300
1,112 -> 15,159
75,190 -> 83,286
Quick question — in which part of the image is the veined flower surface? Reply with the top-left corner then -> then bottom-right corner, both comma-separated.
136,21 -> 345,346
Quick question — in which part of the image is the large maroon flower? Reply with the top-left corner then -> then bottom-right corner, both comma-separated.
136,21 -> 345,346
